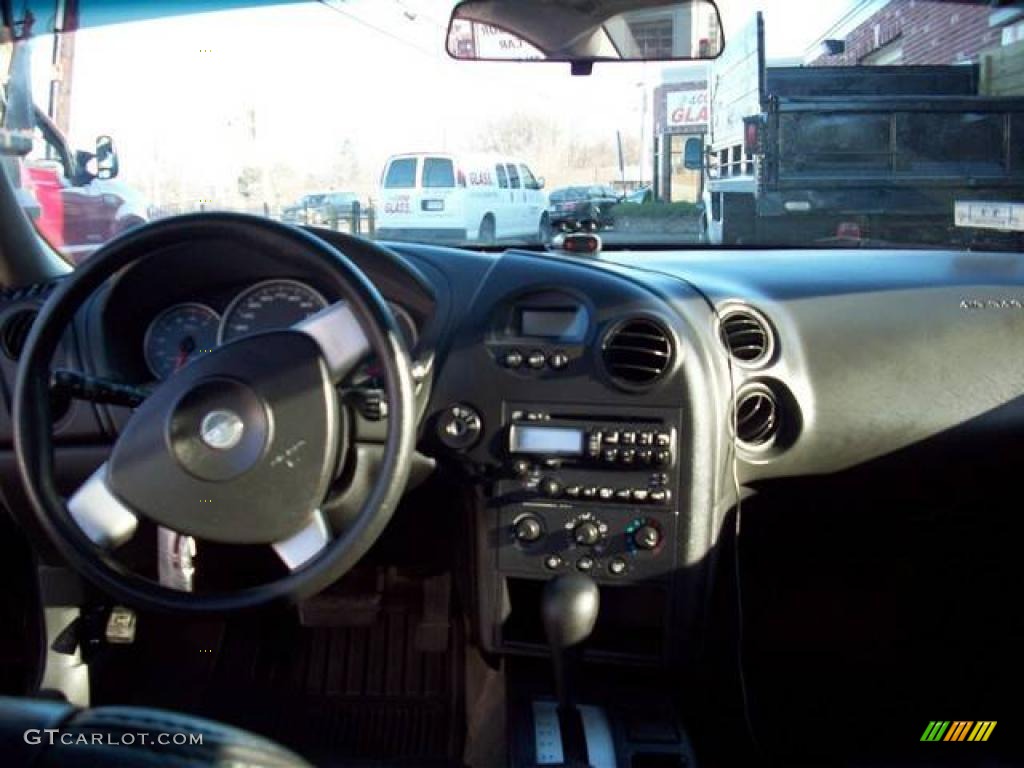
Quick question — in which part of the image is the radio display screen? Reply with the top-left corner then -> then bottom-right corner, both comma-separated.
508,425 -> 583,455
519,308 -> 586,340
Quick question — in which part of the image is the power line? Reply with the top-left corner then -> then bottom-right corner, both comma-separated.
315,0 -> 436,58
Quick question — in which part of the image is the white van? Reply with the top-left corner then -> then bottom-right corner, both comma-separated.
376,153 -> 549,244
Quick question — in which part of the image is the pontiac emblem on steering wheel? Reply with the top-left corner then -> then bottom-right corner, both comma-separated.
199,409 -> 245,450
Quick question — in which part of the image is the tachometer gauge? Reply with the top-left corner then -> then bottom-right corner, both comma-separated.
218,279 -> 329,343
144,303 -> 220,380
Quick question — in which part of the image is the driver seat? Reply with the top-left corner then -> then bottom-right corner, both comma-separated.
0,696 -> 311,767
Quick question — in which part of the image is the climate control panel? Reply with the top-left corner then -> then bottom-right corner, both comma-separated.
496,504 -> 676,583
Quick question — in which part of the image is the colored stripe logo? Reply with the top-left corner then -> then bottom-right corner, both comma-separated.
921,721 -> 996,742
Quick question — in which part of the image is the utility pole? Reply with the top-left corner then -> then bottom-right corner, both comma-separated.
48,0 -> 77,135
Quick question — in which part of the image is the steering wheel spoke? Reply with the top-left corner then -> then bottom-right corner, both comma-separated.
272,510 -> 331,571
296,301 -> 371,381
67,464 -> 139,549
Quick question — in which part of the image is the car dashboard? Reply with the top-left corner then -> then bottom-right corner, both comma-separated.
1,232 -> 1023,672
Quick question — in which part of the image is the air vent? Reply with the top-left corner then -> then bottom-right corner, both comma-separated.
719,306 -> 773,366
735,384 -> 779,447
602,318 -> 673,387
1,309 -> 38,360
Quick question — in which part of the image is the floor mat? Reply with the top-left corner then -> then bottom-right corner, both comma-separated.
198,601 -> 464,768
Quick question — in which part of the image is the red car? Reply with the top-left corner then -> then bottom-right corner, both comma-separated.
16,107 -> 147,264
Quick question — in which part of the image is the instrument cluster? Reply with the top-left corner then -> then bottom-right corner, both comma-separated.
143,278 -> 418,380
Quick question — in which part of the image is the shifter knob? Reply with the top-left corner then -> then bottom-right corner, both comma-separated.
541,573 -> 600,650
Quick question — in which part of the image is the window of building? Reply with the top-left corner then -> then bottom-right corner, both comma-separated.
629,19 -> 675,59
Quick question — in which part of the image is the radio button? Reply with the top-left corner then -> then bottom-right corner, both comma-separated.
638,432 -> 654,446
637,448 -> 654,464
539,477 -> 563,498
586,433 -> 602,457
598,487 -> 614,500
656,432 -> 672,447
632,489 -> 649,503
582,487 -> 598,499
503,349 -> 524,368
565,485 -> 582,498
653,449 -> 672,467
619,448 -> 636,465
648,489 -> 671,504
615,488 -> 632,501
603,431 -> 620,445
602,448 -> 619,463
620,431 -> 636,445
527,350 -> 546,369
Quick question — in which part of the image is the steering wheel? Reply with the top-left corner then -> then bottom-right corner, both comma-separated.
12,213 -> 417,612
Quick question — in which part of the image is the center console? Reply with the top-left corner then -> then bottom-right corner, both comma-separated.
493,402 -> 683,586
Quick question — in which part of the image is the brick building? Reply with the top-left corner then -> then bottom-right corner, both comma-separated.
806,0 -> 1024,66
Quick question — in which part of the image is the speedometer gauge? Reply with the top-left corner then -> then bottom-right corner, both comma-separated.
218,279 -> 328,343
144,303 -> 220,380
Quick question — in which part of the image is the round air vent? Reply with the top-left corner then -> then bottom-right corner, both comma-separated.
735,384 -> 779,447
602,318 -> 674,388
719,306 -> 774,366
1,309 -> 38,360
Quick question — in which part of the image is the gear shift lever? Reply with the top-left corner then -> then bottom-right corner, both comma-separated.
541,573 -> 600,766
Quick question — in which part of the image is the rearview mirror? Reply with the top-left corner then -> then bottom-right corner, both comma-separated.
683,137 -> 703,170
94,135 -> 119,180
447,0 -> 724,63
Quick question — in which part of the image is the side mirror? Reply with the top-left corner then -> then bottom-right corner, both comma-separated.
536,176 -> 545,190
683,137 -> 703,171
94,135 -> 119,180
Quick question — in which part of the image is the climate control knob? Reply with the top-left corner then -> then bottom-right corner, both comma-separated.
633,524 -> 661,551
513,515 -> 543,543
573,520 -> 602,546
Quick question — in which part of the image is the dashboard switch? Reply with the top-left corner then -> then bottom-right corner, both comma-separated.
576,556 -> 595,573
527,350 -> 547,369
437,404 -> 482,450
609,558 -> 627,576
503,349 -> 524,368
549,350 -> 569,370
544,555 -> 563,571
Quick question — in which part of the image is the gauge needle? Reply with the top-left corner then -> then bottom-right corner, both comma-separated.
174,336 -> 197,371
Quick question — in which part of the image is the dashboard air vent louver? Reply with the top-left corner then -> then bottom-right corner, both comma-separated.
719,306 -> 773,366
735,385 -> 779,447
602,318 -> 673,387
1,309 -> 38,360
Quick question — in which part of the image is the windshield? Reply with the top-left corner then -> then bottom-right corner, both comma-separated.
2,0 -> 1023,262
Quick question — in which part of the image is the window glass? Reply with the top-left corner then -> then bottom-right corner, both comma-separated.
423,157 -> 455,188
495,164 -> 509,188
384,158 -> 417,189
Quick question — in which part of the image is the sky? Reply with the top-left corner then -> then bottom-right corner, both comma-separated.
23,0 -> 855,205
